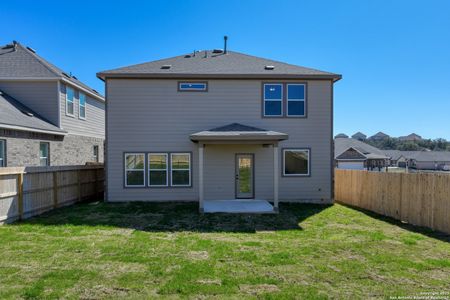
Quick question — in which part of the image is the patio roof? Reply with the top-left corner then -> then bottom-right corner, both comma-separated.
190,123 -> 288,143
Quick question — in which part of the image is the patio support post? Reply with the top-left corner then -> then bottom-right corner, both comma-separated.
199,143 -> 204,212
273,143 -> 279,210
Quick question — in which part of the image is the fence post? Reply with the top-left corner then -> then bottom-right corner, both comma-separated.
17,173 -> 24,220
53,171 -> 58,209
94,168 -> 99,200
77,170 -> 81,202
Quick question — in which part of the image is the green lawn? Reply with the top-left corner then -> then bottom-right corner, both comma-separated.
0,202 -> 449,299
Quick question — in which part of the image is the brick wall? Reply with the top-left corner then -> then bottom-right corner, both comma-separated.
0,129 -> 104,167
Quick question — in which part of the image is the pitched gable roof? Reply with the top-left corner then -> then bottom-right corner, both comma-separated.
0,90 -> 66,135
334,138 -> 388,159
97,50 -> 341,81
0,42 -> 104,101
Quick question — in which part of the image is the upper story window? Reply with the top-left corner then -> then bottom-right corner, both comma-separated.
178,82 -> 208,92
39,142 -> 50,166
263,83 -> 307,118
263,84 -> 283,116
66,87 -> 75,117
287,84 -> 306,117
79,93 -> 86,119
0,139 -> 5,167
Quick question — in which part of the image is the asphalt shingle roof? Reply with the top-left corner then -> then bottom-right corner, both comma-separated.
0,42 -> 102,98
210,123 -> 267,132
334,138 -> 388,159
0,90 -> 66,135
98,50 -> 341,80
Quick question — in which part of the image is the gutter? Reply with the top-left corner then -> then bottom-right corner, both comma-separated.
0,123 -> 67,136
97,72 -> 342,81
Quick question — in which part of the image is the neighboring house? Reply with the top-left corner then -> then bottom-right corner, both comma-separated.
351,132 -> 366,141
97,48 -> 341,209
335,138 -> 389,170
369,131 -> 390,141
383,150 -> 407,167
334,133 -> 348,138
0,41 -> 105,167
399,133 -> 422,141
407,151 -> 450,170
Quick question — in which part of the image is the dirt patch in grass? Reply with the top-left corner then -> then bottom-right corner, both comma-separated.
239,284 -> 280,295
197,279 -> 222,285
187,251 -> 209,260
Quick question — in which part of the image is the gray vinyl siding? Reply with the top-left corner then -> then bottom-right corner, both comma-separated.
106,79 -> 332,203
0,81 -> 59,126
60,83 -> 105,138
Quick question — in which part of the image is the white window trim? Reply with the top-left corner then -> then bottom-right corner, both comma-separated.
179,82 -> 207,91
286,84 -> 306,117
66,86 -> 75,117
263,83 -> 283,117
124,153 -> 145,187
0,139 -> 5,167
79,92 -> 86,120
283,148 -> 310,176
148,153 -> 169,187
170,153 -> 191,187
39,142 -> 50,167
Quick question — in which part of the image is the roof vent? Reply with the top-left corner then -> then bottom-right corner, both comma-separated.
62,72 -> 70,78
21,110 -> 34,117
26,46 -> 36,53
92,89 -> 99,94
265,65 -> 275,70
184,54 -> 191,58
72,75 -> 78,80
212,49 -> 223,54
161,64 -> 171,69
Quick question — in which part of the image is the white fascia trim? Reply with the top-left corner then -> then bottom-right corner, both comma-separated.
0,123 -> 67,136
60,78 -> 105,102
0,77 -> 58,81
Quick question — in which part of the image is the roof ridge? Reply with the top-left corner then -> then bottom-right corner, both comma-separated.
227,50 -> 337,75
99,52 -> 189,74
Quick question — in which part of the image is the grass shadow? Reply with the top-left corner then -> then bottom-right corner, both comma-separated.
338,202 -> 450,243
16,201 -> 332,233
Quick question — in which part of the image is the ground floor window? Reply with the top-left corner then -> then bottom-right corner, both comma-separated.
125,153 -> 145,187
39,142 -> 50,166
0,139 -> 5,167
148,153 -> 168,187
171,153 -> 191,186
283,148 -> 310,176
93,145 -> 99,162
124,152 -> 191,188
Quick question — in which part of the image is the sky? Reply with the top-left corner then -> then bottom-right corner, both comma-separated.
1,0 -> 450,139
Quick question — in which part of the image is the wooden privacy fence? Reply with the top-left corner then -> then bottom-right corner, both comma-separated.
335,169 -> 450,234
0,165 -> 104,224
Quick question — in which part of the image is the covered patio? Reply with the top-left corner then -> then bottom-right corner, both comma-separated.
190,123 -> 288,214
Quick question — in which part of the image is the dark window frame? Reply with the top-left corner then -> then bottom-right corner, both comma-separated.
261,82 -> 308,118
177,81 -> 208,92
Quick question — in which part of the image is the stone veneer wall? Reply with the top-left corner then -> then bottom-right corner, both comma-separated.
0,129 -> 104,167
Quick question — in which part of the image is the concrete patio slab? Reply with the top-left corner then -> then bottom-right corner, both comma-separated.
203,200 -> 275,214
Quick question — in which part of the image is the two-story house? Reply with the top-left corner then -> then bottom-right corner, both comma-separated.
0,41 -> 105,167
97,48 -> 341,212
